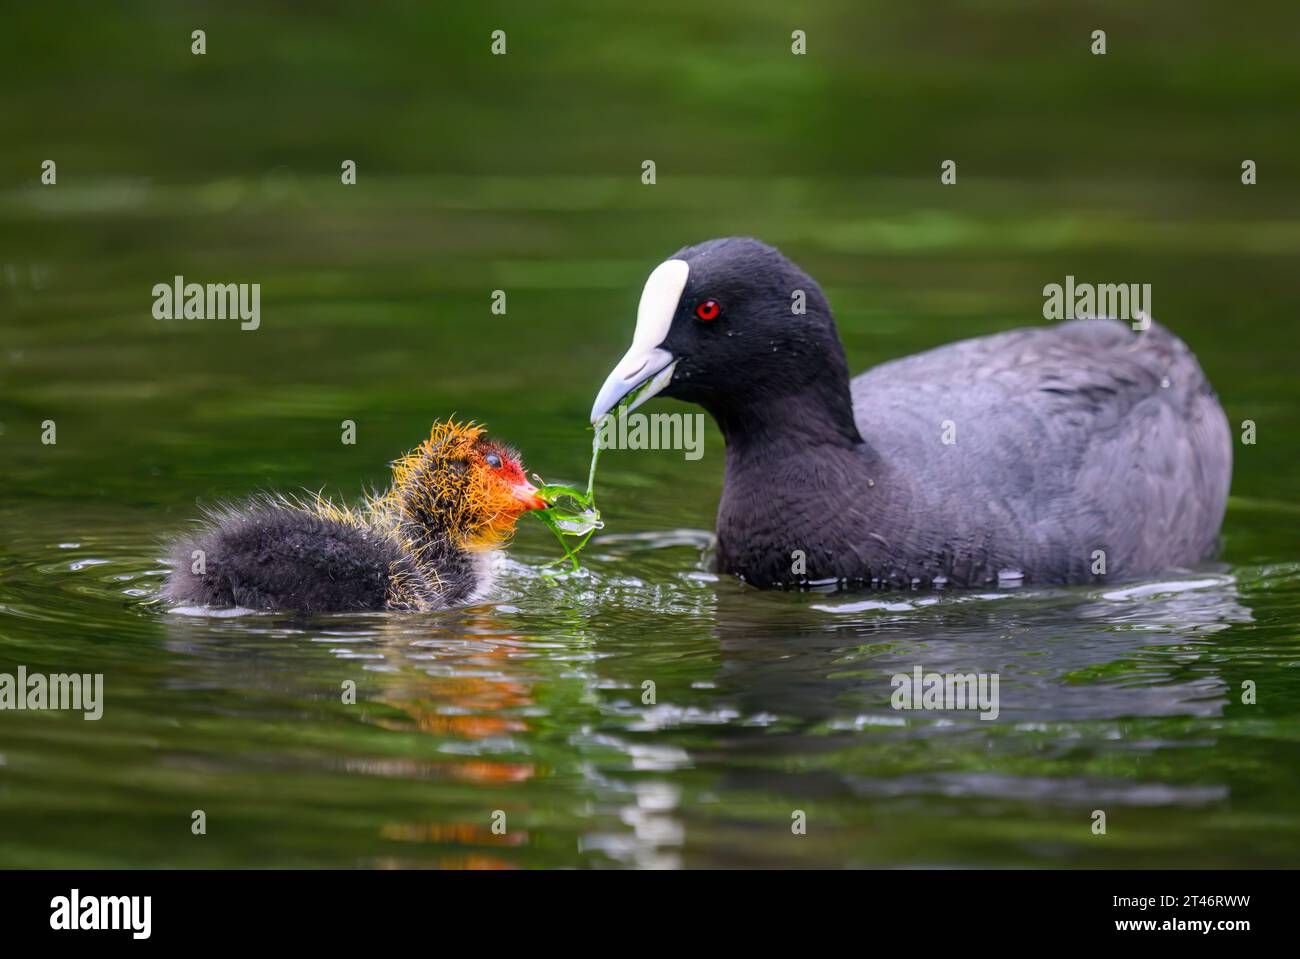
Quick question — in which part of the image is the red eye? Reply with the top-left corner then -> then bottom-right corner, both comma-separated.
695,299 -> 721,321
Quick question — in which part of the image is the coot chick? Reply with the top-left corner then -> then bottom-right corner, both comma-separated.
591,237 -> 1232,589
164,420 -> 546,612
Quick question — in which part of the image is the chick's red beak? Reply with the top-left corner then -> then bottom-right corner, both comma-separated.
510,480 -> 547,512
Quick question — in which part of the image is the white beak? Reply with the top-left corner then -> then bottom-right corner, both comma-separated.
589,258 -> 689,424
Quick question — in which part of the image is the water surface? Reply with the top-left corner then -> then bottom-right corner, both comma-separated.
2,2 -> 1299,868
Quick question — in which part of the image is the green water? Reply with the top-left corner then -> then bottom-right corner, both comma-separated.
2,2 -> 1299,868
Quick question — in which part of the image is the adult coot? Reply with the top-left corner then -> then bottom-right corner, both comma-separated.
590,237 -> 1231,589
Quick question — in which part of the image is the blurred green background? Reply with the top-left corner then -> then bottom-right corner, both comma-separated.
0,1 -> 1297,868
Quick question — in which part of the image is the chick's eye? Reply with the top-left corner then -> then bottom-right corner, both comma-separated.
484,453 -> 502,469
695,299 -> 721,321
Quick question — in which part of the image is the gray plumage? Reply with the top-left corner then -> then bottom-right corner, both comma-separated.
838,317 -> 1232,585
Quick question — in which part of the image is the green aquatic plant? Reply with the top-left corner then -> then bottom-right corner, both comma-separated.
529,432 -> 603,575
529,373 -> 670,573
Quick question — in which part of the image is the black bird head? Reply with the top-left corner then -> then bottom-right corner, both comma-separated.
591,237 -> 861,446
